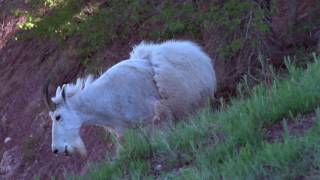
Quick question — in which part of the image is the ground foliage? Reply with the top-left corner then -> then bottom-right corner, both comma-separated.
15,1 -> 320,66
16,0 -> 271,56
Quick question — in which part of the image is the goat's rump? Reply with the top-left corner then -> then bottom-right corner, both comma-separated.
130,40 -> 217,120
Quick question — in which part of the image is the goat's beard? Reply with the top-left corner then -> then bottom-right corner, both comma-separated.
73,137 -> 87,156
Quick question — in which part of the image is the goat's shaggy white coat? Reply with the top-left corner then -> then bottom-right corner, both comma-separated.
49,40 -> 217,156
130,40 -> 216,119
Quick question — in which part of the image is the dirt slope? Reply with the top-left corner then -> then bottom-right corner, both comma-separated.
0,0 -> 320,179
0,36 -> 117,179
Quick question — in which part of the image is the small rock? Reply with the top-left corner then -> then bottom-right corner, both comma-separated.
155,164 -> 162,171
4,137 -> 11,144
1,115 -> 7,125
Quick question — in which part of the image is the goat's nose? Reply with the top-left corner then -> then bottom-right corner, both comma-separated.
53,149 -> 59,154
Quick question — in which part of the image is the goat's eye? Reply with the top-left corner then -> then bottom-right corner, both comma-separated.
55,115 -> 61,121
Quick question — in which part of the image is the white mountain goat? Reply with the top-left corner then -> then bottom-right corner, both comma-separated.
45,40 -> 217,156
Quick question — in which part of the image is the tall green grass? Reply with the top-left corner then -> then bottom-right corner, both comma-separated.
78,55 -> 320,179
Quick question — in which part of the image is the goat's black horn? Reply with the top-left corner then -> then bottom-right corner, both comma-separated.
43,79 -> 54,110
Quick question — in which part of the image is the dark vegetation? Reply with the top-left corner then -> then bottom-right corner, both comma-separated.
14,0 -> 320,93
4,0 -> 320,179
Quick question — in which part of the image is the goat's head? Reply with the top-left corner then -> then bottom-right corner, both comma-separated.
44,76 -> 94,156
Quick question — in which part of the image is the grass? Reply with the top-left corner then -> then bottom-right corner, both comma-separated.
74,54 -> 320,179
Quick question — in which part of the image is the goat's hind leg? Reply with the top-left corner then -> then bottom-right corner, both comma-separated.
152,100 -> 173,124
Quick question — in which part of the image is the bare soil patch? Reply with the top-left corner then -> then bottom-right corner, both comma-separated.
265,112 -> 317,142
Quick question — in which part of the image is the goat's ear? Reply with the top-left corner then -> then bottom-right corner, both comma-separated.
62,86 -> 66,102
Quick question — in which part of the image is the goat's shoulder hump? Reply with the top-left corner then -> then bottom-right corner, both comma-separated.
129,40 -> 202,60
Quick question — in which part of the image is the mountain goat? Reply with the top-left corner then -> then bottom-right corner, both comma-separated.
45,40 -> 217,156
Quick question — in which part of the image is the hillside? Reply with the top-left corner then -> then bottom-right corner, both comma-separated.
0,0 -> 320,179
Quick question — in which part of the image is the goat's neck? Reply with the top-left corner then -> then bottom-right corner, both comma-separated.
68,91 -> 119,128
